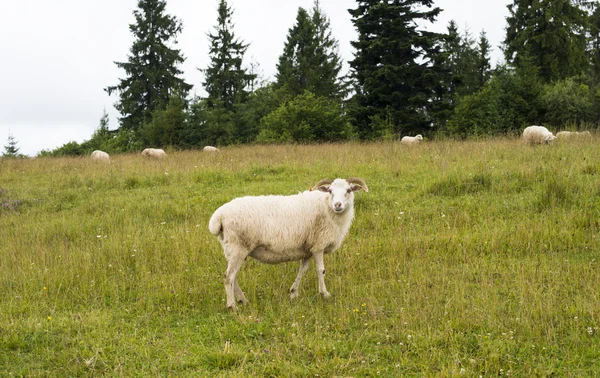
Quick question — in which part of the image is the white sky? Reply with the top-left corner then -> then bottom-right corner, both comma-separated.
0,0 -> 510,156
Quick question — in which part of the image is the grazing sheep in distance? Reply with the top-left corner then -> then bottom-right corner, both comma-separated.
91,150 -> 110,163
523,126 -> 556,145
401,135 -> 423,145
557,131 -> 591,139
203,146 -> 220,152
556,131 -> 572,139
141,148 -> 166,158
208,177 -> 369,309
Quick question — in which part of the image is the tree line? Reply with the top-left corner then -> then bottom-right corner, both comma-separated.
40,0 -> 600,156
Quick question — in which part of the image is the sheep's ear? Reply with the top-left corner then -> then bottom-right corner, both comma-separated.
347,177 -> 368,192
312,178 -> 333,192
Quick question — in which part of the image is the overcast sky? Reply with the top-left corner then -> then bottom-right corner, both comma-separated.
0,0 -> 510,156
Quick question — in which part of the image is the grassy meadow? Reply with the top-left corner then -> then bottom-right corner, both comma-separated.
1,138 -> 600,376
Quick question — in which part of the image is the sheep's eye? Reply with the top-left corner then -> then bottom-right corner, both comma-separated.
346,188 -> 352,193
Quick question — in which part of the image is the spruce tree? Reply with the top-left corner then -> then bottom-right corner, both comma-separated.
311,1 -> 346,99
276,1 -> 345,99
202,0 -> 255,111
588,4 -> 600,79
3,133 -> 20,157
476,30 -> 492,88
442,22 -> 480,98
86,109 -> 113,151
105,0 -> 192,132
432,21 -> 484,128
348,0 -> 443,139
276,7 -> 317,98
95,109 -> 111,139
504,0 -> 588,82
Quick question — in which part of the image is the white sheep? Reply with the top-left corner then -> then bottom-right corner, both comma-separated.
523,126 -> 556,145
91,150 -> 110,163
141,148 -> 166,158
203,146 -> 220,152
557,131 -> 592,139
208,177 -> 368,309
400,134 -> 423,145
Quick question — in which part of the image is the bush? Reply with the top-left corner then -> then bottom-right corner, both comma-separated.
446,64 -> 544,138
140,96 -> 187,147
258,91 -> 351,143
542,78 -> 595,127
233,84 -> 283,144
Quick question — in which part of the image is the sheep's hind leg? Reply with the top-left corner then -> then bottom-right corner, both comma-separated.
234,280 -> 248,304
313,252 -> 331,298
224,246 -> 247,309
289,257 -> 311,299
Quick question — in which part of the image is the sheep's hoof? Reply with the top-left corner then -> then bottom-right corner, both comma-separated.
237,298 -> 249,305
321,291 -> 331,299
290,288 -> 299,300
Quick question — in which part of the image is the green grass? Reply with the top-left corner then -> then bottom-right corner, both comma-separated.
1,138 -> 600,376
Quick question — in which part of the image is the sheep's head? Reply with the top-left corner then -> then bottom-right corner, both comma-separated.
313,177 -> 368,214
415,135 -> 423,140
545,134 -> 557,143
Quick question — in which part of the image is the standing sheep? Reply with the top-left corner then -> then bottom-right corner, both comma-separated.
91,150 -> 110,163
401,135 -> 423,145
208,177 -> 368,309
523,126 -> 556,145
141,148 -> 167,158
203,146 -> 220,152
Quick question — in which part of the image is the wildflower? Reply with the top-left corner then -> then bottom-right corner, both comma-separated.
47,316 -> 51,320
362,303 -> 366,307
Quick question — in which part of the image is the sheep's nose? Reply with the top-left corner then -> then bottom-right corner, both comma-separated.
334,201 -> 342,209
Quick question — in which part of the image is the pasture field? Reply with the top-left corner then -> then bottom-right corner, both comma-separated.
1,138 -> 600,376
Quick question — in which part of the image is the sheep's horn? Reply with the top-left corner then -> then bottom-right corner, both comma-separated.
312,178 -> 333,191
346,177 -> 368,192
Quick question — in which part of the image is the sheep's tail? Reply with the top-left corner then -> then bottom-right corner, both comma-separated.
208,209 -> 223,236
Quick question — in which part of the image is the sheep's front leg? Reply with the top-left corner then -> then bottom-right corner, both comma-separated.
313,252 -> 331,298
290,257 -> 311,299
